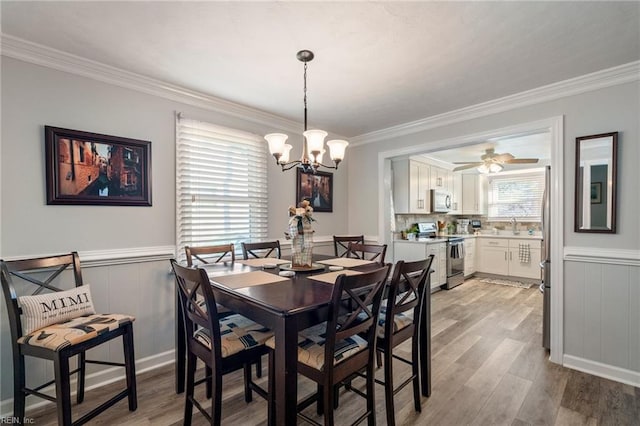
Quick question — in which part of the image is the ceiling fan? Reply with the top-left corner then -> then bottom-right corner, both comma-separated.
452,148 -> 539,172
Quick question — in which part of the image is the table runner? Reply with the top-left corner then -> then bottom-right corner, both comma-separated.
211,271 -> 289,289
316,258 -> 375,268
308,269 -> 363,284
236,258 -> 290,267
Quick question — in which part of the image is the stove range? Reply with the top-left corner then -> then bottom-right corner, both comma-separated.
416,222 -> 465,289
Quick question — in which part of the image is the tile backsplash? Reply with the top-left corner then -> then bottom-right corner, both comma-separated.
394,214 -> 540,237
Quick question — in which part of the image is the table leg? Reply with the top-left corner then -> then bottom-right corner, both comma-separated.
175,287 -> 185,394
273,316 -> 298,426
420,288 -> 431,397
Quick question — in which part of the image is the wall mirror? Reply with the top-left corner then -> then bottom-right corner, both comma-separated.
574,132 -> 617,233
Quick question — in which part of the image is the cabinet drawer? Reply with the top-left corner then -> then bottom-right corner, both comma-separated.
478,238 -> 508,248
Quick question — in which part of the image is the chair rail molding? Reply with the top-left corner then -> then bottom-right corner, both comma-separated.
564,246 -> 640,266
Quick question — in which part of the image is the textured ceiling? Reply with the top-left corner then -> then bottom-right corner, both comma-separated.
2,1 -> 639,139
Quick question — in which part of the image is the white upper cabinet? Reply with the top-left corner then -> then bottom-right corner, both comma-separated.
449,173 -> 463,214
429,165 -> 451,191
461,174 -> 488,215
393,159 -> 431,214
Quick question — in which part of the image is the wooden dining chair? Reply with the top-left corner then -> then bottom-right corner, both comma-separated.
332,235 -> 364,257
376,256 -> 434,426
266,265 -> 391,426
185,244 -> 235,266
0,252 -> 137,425
346,242 -> 387,265
241,241 -> 281,260
170,260 -> 272,426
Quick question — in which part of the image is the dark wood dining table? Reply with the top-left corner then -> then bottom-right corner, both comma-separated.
173,256 -> 432,426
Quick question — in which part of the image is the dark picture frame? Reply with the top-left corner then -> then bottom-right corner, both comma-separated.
45,126 -> 152,206
590,182 -> 602,204
296,169 -> 333,212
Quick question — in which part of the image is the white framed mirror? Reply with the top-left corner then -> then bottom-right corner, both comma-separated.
574,132 -> 617,233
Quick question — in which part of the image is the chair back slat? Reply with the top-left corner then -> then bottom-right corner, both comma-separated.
170,260 -> 222,358
324,265 -> 391,374
384,256 -> 434,337
346,243 -> 387,265
185,244 -> 235,266
333,235 -> 364,258
241,241 -> 281,260
1,252 -> 84,343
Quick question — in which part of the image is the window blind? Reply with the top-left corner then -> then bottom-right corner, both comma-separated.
176,115 -> 268,261
487,170 -> 545,221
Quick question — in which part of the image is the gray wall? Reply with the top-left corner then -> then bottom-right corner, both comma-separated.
0,57 -> 350,408
347,81 -> 640,382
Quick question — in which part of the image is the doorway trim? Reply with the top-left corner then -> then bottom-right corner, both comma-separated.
377,116 -> 564,364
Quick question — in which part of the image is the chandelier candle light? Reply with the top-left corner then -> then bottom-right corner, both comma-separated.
265,50 -> 348,173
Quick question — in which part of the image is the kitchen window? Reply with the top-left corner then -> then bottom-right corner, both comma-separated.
175,114 -> 268,261
487,169 -> 545,221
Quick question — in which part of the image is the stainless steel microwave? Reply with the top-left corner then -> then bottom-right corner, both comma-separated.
430,189 -> 452,213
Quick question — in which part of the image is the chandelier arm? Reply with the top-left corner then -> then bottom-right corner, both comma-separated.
280,160 -> 303,171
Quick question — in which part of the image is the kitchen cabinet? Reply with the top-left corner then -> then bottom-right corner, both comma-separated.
393,241 -> 446,289
463,237 -> 476,277
430,165 -> 451,192
476,237 -> 541,279
393,159 -> 430,214
461,174 -> 488,215
449,173 -> 463,214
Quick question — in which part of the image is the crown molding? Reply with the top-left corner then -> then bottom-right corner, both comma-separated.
0,34 -> 303,134
350,61 -> 640,146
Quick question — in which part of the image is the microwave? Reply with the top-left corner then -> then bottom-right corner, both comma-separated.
430,189 -> 452,213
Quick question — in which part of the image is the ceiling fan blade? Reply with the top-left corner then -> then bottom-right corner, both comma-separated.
494,153 -> 515,162
453,163 -> 482,171
504,158 -> 539,164
452,161 -> 483,164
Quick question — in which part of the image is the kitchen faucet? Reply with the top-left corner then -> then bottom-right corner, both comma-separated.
510,217 -> 520,235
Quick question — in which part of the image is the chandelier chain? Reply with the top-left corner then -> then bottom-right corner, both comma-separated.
303,61 -> 308,131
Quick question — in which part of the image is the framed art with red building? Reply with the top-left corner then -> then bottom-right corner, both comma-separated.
45,126 -> 152,206
296,169 -> 333,212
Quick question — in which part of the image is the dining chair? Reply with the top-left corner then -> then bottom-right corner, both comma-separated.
332,235 -> 364,258
266,265 -> 391,426
185,244 -> 235,266
0,252 -> 137,425
170,260 -> 272,426
375,256 -> 434,426
346,242 -> 387,265
241,241 -> 281,260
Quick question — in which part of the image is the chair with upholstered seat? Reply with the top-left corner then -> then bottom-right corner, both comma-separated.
345,242 -> 387,265
170,260 -> 272,425
332,235 -> 364,258
266,265 -> 391,426
241,241 -> 281,260
0,252 -> 137,425
375,256 -> 434,426
185,244 -> 235,266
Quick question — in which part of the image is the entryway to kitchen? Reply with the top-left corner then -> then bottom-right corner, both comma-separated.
377,116 -> 564,364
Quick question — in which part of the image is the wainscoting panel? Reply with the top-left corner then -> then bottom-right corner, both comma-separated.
563,260 -> 640,386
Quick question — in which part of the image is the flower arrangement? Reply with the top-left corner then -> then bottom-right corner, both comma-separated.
288,200 -> 315,267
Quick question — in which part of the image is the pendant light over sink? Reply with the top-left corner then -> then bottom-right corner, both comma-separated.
264,50 -> 348,174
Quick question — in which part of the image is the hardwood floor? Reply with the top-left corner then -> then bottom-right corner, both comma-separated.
27,279 -> 639,425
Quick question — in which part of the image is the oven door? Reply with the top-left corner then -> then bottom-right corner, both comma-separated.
447,240 -> 465,276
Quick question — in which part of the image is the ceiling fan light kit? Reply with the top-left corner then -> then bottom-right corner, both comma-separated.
453,148 -> 538,173
265,50 -> 348,174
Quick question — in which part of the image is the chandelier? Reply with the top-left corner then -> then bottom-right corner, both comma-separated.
264,50 -> 348,173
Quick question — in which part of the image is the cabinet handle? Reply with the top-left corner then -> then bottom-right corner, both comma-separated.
504,252 -> 507,261
510,252 -> 512,261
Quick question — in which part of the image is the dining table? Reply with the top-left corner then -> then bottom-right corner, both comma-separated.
173,254 -> 432,426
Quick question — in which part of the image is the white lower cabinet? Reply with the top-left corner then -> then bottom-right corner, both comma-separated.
476,237 -> 541,279
463,237 -> 476,277
394,241 -> 447,289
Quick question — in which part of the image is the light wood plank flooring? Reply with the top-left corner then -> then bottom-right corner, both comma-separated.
27,279 -> 640,425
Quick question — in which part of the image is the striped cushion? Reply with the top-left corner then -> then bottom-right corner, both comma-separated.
194,313 -> 273,358
18,313 -> 134,351
265,322 -> 368,371
376,306 -> 413,338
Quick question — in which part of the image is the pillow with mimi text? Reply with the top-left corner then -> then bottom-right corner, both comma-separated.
18,285 -> 96,335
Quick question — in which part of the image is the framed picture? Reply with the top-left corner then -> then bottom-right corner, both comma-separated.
45,126 -> 152,206
590,182 -> 602,204
296,169 -> 333,212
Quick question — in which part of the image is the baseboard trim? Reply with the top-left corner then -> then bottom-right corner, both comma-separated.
0,350 -> 174,417
563,354 -> 640,387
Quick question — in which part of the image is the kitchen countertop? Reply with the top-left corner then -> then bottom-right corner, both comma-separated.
395,232 -> 543,243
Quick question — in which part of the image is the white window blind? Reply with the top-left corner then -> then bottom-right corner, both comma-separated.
176,115 -> 268,261
487,170 -> 545,221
